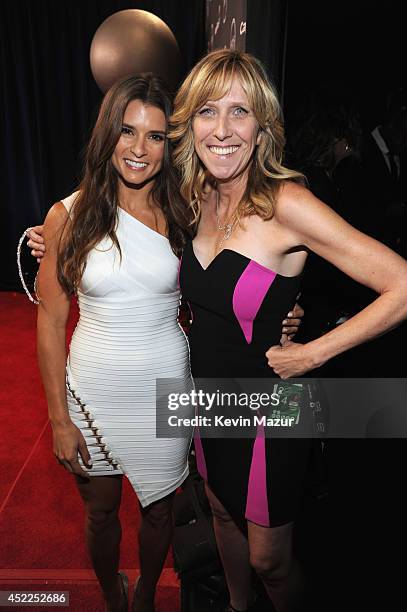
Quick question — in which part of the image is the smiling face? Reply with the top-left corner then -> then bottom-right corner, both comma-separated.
192,77 -> 260,183
111,99 -> 167,187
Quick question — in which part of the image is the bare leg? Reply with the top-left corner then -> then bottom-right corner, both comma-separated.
135,491 -> 176,611
75,474 -> 124,610
205,484 -> 251,611
248,520 -> 304,612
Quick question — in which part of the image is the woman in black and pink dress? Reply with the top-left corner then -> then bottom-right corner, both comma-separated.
170,50 -> 407,612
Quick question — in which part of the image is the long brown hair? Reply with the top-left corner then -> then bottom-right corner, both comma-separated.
58,74 -> 192,294
169,49 -> 303,224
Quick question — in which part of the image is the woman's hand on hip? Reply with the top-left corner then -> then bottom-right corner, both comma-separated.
266,341 -> 316,379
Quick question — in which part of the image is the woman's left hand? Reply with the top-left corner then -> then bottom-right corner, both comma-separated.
266,341 -> 315,379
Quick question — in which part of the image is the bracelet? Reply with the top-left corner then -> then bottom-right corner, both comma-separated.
16,228 -> 40,305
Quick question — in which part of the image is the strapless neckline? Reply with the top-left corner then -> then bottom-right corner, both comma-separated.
189,241 -> 303,279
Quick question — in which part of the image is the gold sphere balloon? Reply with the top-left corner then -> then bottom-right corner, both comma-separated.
90,9 -> 182,93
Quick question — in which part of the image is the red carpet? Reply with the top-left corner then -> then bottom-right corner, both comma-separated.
0,292 -> 180,610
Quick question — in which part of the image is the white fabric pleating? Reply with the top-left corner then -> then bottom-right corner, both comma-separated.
62,192 -> 192,506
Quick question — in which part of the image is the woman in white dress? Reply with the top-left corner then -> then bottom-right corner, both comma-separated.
35,74 -> 194,612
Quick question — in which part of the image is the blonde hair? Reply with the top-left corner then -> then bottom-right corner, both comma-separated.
169,49 -> 303,224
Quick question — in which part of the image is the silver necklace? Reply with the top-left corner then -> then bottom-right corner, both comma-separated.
215,190 -> 237,242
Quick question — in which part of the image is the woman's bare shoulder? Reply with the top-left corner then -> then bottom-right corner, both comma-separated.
44,201 -> 70,223
274,180 -> 315,216
273,180 -> 336,229
45,190 -> 80,225
42,202 -> 71,242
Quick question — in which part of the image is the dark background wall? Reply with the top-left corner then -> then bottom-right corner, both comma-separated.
247,0 -> 287,98
1,0 -> 205,290
284,0 -> 406,128
1,0 -> 405,289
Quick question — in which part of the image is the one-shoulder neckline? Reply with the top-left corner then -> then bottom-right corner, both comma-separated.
190,242 -> 303,279
118,207 -> 169,242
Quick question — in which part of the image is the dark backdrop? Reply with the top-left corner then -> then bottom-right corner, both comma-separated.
3,0 -> 406,290
246,0 -> 287,99
1,0 -> 205,290
284,0 -> 407,128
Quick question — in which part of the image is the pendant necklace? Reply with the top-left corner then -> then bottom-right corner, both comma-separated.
215,190 -> 238,246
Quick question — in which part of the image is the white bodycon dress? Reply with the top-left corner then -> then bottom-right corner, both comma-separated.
63,192 -> 192,506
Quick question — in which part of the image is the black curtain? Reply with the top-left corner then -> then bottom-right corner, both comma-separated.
1,0 -> 205,290
284,0 -> 407,125
246,0 -> 287,97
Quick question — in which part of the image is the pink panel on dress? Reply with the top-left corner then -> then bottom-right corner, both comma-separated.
245,423 -> 270,526
232,261 -> 276,344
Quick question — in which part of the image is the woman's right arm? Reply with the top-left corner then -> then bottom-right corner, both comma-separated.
36,203 -> 91,477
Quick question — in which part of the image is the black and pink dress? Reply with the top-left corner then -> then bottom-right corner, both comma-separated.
180,241 -> 315,528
